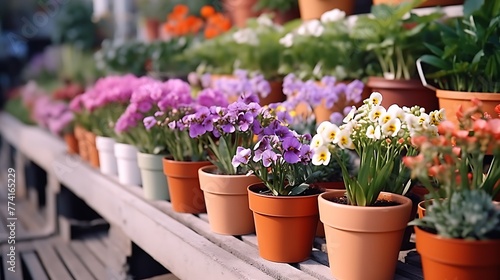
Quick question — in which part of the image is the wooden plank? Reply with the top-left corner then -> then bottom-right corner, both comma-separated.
53,241 -> 96,280
21,252 -> 49,280
70,241 -> 108,280
108,224 -> 132,256
83,232 -> 128,278
33,240 -> 72,280
395,262 -> 424,280
1,244 -> 24,280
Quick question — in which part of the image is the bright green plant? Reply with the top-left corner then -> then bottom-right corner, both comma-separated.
254,0 -> 298,12
94,40 -> 151,76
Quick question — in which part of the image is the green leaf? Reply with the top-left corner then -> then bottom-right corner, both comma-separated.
464,0 -> 485,17
290,183 -> 310,196
423,43 -> 444,57
419,54 -> 451,70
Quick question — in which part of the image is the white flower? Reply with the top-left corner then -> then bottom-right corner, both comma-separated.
346,15 -> 358,30
317,121 -> 331,134
320,9 -> 346,24
369,105 -> 386,122
279,33 -> 294,47
312,146 -> 331,166
369,92 -> 383,106
337,130 -> 354,150
379,111 -> 395,126
343,106 -> 356,122
417,113 -> 430,125
297,20 -> 324,37
233,29 -> 259,45
387,104 -> 405,120
320,122 -> 340,144
366,125 -> 381,139
311,134 -> 324,149
382,118 -> 402,137
257,14 -> 274,27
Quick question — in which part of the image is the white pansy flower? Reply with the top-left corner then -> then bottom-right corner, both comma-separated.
417,113 -> 430,125
297,20 -> 325,37
257,14 -> 274,27
382,118 -> 401,137
343,106 -> 356,122
279,33 -> 294,47
379,111 -> 395,126
233,29 -> 259,45
311,134 -> 324,149
320,122 -> 340,143
337,130 -> 355,150
317,121 -> 331,135
312,146 -> 331,166
320,9 -> 346,24
369,92 -> 383,106
437,108 -> 446,122
366,125 -> 376,139
387,104 -> 405,120
369,105 -> 386,122
346,15 -> 358,30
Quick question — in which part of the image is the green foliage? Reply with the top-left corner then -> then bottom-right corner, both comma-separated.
254,0 -> 298,12
419,0 -> 500,92
95,40 -> 151,76
351,0 -> 442,80
149,38 -> 197,77
4,98 -> 34,125
52,0 -> 98,51
410,189 -> 500,240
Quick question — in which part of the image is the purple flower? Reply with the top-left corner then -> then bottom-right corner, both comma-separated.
143,116 -> 157,130
299,144 -> 312,163
282,137 -> 301,164
232,147 -> 251,168
321,76 -> 337,87
201,73 -> 212,88
261,150 -> 278,167
275,125 -> 293,139
137,101 -> 153,113
197,88 -> 229,107
253,137 -> 270,161
329,112 -> 344,125
345,80 -> 364,103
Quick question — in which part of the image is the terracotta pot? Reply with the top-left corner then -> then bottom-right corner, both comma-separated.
114,143 -> 142,185
223,0 -> 259,28
144,18 -> 160,41
415,226 -> 500,280
319,190 -> 412,280
367,77 -> 440,111
63,133 -> 79,155
96,136 -> 118,176
138,153 -> 169,200
74,126 -> 89,161
313,182 -> 345,237
373,0 -> 464,7
436,89 -> 500,125
199,166 -> 261,235
417,200 -> 428,218
84,130 -> 100,168
162,158 -> 211,213
248,183 -> 320,263
298,0 -> 356,20
260,80 -> 286,106
268,6 -> 300,25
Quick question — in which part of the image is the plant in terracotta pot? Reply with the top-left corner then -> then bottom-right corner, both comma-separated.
182,100 -> 262,235
312,92 -> 445,279
253,0 -> 300,24
352,0 -> 443,110
403,100 -> 500,279
232,107 -> 325,263
417,0 -> 500,123
297,0 -> 356,20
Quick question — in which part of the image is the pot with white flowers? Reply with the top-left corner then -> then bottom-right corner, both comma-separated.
313,92 -> 444,279
403,101 -> 500,280
233,107 -> 323,263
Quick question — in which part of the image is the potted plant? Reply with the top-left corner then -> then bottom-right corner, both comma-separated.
297,0 -> 356,20
147,86 -> 229,213
232,107 -> 324,263
183,100 -> 262,235
253,0 -> 300,24
312,92 -> 445,279
417,0 -> 500,123
373,0 -> 463,7
404,100 -> 500,279
352,0 -> 443,110
135,0 -> 174,41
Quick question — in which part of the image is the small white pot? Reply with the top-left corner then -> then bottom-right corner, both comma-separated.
114,143 -> 142,185
95,136 -> 118,176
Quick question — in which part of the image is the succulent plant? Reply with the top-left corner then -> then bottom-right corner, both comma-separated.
410,189 -> 500,240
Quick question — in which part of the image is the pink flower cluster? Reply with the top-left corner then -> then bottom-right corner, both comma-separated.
32,95 -> 73,136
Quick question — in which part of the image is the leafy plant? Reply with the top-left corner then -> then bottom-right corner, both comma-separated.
419,0 -> 500,92
95,40 -> 151,76
410,189 -> 500,239
351,0 -> 443,80
254,0 -> 298,12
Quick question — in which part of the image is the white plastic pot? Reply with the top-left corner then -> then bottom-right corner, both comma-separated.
114,143 -> 142,185
95,136 -> 118,176
137,153 -> 169,200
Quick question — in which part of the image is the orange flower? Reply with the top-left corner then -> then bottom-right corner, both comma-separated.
204,26 -> 218,39
185,15 -> 203,34
168,4 -> 189,21
200,5 -> 216,18
495,104 -> 500,117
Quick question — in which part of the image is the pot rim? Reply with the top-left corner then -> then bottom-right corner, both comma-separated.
319,191 -> 411,209
248,183 -> 323,200
199,165 -> 254,178
436,89 -> 500,99
415,226 -> 500,245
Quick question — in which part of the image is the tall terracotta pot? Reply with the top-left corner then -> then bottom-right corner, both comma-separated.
298,0 -> 356,20
260,80 -> 286,106
223,0 -> 259,28
367,77 -> 440,111
138,153 -> 169,200
63,133 -> 79,155
436,89 -> 500,124
312,181 -> 345,237
162,158 -> 210,213
248,183 -> 321,263
415,226 -> 500,280
318,190 -> 412,280
143,18 -> 160,41
85,130 -> 100,168
199,166 -> 261,235
74,126 -> 89,161
373,0 -> 463,7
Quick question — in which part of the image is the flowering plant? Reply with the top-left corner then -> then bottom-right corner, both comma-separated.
211,69 -> 271,103
183,101 -> 260,175
32,95 -> 74,136
232,107 -> 318,196
312,92 -> 445,206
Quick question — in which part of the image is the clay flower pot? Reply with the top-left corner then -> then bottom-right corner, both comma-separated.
96,136 -> 118,176
319,190 -> 412,280
74,126 -> 89,161
84,130 -> 100,168
436,90 -> 500,125
248,183 -> 321,263
63,133 -> 79,155
373,0 -> 463,7
415,226 -> 500,280
138,153 -> 169,200
162,158 -> 210,213
198,166 -> 261,235
367,77 -> 439,111
298,0 -> 356,20
114,143 -> 142,186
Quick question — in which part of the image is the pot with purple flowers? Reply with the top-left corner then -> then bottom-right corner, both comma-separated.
233,108 -> 323,263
